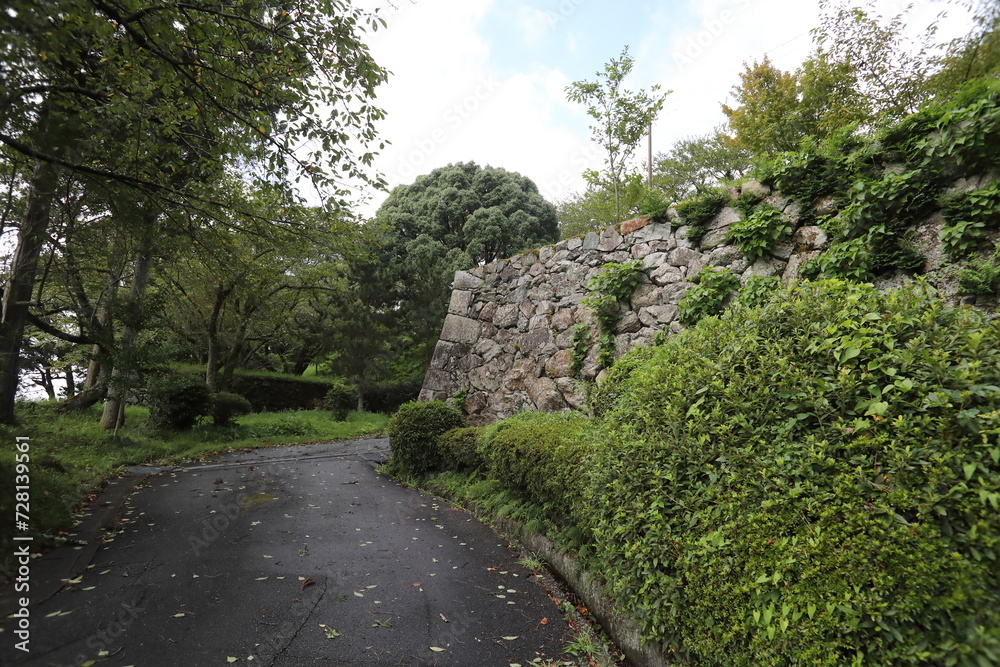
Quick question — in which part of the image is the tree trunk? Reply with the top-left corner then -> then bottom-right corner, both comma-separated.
64,364 -> 76,398
205,282 -> 233,392
100,219 -> 158,430
0,158 -> 61,422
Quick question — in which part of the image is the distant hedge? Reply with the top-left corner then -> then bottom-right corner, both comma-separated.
395,280 -> 1000,666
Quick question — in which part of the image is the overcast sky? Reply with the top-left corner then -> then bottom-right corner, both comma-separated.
328,0 -> 974,217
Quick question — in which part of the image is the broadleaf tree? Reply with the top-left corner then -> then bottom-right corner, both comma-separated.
0,0 -> 389,423
372,162 -> 558,371
566,45 -> 668,223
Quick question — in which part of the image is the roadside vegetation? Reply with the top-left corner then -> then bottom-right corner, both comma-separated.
387,279 -> 1000,666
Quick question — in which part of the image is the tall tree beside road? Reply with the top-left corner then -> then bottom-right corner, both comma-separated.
566,46 -> 667,223
0,0 -> 388,423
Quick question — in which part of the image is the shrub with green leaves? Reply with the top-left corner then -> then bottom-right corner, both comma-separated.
736,275 -> 782,309
324,381 -> 356,421
726,207 -> 792,260
438,426 -> 486,471
147,374 -> 213,430
481,411 -> 593,532
588,280 -> 1000,666
677,267 -> 740,327
387,401 -> 465,476
582,259 -> 644,368
958,247 -> 1000,295
640,191 -> 671,223
675,189 -> 730,241
940,181 -> 1000,258
212,392 -> 252,426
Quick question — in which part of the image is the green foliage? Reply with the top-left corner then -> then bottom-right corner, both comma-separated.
727,208 -> 793,260
940,181 -> 1000,258
675,189 -> 730,240
958,247 -> 1000,295
481,411 -> 594,533
736,275 -> 782,309
438,427 -> 486,471
733,191 -> 765,218
386,401 -> 465,476
566,45 -> 667,222
374,161 -> 558,358
639,191 -> 671,223
677,268 -> 740,327
653,131 -> 752,203
921,83 -> 1000,179
755,145 -> 852,207
590,280 -> 1000,666
147,374 -> 213,431
212,392 -> 252,427
583,260 -> 644,368
324,381 -> 356,421
570,324 -> 591,379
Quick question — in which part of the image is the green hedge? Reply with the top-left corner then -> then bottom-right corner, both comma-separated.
481,411 -> 593,531
438,426 -> 486,471
588,280 -> 1000,666
387,401 -> 465,475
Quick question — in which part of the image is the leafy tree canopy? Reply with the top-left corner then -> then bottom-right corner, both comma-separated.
372,161 -> 558,364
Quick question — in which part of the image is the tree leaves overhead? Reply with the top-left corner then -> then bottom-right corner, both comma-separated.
0,0 -> 389,204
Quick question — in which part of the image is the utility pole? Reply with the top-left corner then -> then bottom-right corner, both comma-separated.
647,122 -> 653,188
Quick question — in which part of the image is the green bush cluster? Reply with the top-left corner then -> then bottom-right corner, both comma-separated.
437,426 -> 485,471
324,381 -> 356,421
589,280 -> 1000,666
940,181 -> 1000,258
582,259 -> 644,368
386,400 -> 465,475
958,247 -> 1000,295
147,374 -> 213,430
726,207 -> 793,260
675,189 -> 730,241
481,411 -> 592,532
677,267 -> 740,327
211,392 -> 252,426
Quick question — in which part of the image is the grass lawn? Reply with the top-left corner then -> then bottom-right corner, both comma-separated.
0,402 -> 388,577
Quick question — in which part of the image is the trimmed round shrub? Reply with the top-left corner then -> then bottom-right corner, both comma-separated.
438,426 -> 486,471
387,401 -> 465,475
147,374 -> 212,430
212,392 -> 252,426
324,381 -> 355,421
589,280 -> 1000,666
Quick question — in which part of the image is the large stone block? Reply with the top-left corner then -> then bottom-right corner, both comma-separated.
493,303 -> 519,328
598,227 -> 624,251
699,227 -> 730,250
544,349 -> 575,378
440,314 -> 481,344
668,247 -> 703,267
527,376 -> 567,412
448,290 -> 473,316
453,270 -> 484,290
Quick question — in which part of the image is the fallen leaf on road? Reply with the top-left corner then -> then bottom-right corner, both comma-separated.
439,613 -> 448,622
301,578 -> 316,590
429,647 -> 445,652
540,617 -> 549,625
173,613 -> 186,618
502,636 -> 518,641
227,658 -> 238,663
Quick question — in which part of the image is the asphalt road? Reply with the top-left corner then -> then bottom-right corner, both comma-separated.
0,438 -> 576,666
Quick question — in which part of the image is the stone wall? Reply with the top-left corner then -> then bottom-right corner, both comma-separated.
419,179 -> 998,425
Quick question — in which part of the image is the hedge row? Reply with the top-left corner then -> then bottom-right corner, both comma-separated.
386,280 -> 1000,666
